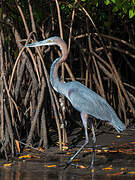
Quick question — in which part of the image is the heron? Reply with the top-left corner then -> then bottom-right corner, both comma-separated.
26,36 -> 126,168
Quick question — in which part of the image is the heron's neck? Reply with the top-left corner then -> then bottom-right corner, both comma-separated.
50,44 -> 68,92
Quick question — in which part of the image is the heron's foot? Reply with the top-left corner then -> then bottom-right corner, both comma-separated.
90,166 -> 95,174
90,160 -> 94,170
58,162 -> 67,169
89,147 -> 95,172
89,159 -> 95,174
58,161 -> 71,169
90,162 -> 94,171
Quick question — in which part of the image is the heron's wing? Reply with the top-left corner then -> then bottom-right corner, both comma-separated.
63,81 -> 125,132
67,81 -> 115,121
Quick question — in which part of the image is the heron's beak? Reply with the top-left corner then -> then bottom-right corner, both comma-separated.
25,39 -> 53,48
25,40 -> 46,47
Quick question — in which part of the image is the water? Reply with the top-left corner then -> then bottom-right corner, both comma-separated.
0,146 -> 135,180
0,132 -> 135,180
0,161 -> 135,180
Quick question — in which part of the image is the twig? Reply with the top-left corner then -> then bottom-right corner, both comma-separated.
15,0 -> 29,36
100,33 -> 135,50
28,0 -> 37,33
0,29 -> 4,140
26,77 -> 45,144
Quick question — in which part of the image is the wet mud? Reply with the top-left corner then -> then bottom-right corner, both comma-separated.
0,128 -> 135,180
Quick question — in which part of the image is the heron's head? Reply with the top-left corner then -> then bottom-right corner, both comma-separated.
25,36 -> 65,48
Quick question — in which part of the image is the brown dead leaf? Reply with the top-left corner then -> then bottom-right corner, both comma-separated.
24,148 -> 31,152
102,165 -> 113,170
109,150 -> 118,153
18,154 -> 32,159
120,168 -> 127,171
3,163 -> 12,167
37,147 -> 45,152
72,158 -> 80,162
130,142 -> 135,144
104,149 -> 109,152
96,149 -> 102,153
107,172 -> 124,176
66,152 -> 71,155
44,164 -> 56,168
79,165 -> 86,169
128,171 -> 135,174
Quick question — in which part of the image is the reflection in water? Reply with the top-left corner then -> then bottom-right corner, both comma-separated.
0,161 -> 135,180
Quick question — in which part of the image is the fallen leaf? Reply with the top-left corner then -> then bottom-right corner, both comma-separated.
72,158 -> 80,162
120,168 -> 126,171
130,142 -> 135,144
96,149 -> 102,153
18,154 -> 32,159
66,152 -> 71,155
102,165 -> 112,170
79,165 -> 86,169
128,171 -> 135,174
117,135 -> 120,138
37,147 -> 45,152
107,172 -> 124,176
3,163 -> 12,167
88,149 -> 93,152
24,148 -> 31,151
44,164 -> 56,168
104,149 -> 109,152
118,149 -> 124,153
109,150 -> 117,153
83,149 -> 90,152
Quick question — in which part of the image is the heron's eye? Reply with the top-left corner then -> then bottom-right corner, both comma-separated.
48,40 -> 52,43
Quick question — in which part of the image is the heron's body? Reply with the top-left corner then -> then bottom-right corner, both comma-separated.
57,80 -> 125,132
26,36 -> 126,168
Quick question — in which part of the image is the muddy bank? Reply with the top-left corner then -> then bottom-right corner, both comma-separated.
0,128 -> 135,180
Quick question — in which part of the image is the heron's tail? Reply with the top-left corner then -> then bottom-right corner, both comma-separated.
110,117 -> 126,133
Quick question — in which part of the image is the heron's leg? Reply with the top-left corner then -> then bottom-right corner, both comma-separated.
66,112 -> 88,165
90,148 -> 95,170
89,120 -> 96,169
90,120 -> 96,145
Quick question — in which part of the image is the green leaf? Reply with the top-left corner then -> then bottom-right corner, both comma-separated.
111,0 -> 116,3
132,0 -> 135,5
129,9 -> 135,18
96,2 -> 99,7
112,6 -> 119,12
104,0 -> 110,5
61,4 -> 65,10
122,4 -> 128,14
